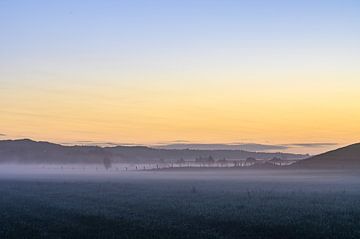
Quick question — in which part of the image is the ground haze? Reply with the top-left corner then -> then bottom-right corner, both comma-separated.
1,167 -> 360,239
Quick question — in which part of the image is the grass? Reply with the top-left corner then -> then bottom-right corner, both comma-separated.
1,170 -> 360,238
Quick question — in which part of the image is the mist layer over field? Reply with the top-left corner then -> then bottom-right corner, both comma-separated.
1,167 -> 360,239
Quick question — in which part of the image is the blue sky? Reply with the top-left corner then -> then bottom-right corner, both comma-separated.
2,0 -> 359,69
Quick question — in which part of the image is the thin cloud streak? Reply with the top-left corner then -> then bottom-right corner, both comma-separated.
154,142 -> 339,153
62,140 -> 146,147
283,143 -> 338,148
155,143 -> 288,152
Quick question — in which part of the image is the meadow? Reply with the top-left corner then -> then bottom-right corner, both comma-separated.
1,168 -> 360,239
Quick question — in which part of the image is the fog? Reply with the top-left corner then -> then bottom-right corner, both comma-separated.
2,164 -> 360,238
1,163 -> 359,187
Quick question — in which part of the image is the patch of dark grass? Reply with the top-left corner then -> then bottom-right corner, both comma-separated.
1,172 -> 360,238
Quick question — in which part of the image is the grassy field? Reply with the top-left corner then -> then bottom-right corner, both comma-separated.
1,169 -> 360,239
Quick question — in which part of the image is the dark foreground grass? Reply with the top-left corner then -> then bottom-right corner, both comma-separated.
1,170 -> 360,239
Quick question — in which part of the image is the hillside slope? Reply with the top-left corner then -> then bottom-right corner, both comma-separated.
293,143 -> 360,169
0,139 -> 306,164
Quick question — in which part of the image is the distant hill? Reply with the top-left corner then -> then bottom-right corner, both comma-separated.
292,143 -> 360,169
0,139 -> 306,164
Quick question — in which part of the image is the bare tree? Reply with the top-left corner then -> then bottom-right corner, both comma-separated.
270,157 -> 282,166
103,157 -> 112,170
176,158 -> 185,167
245,157 -> 257,166
217,158 -> 227,167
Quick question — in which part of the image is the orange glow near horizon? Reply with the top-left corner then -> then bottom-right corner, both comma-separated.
1,70 -> 359,155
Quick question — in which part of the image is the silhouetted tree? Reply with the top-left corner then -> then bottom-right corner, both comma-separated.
217,158 -> 227,167
176,158 -> 185,166
270,157 -> 282,166
103,157 -> 112,170
245,157 -> 257,166
196,156 -> 215,166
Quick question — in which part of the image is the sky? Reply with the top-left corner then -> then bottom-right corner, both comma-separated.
0,0 -> 359,154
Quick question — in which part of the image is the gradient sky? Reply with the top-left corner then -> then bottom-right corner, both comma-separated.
1,0 -> 360,154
